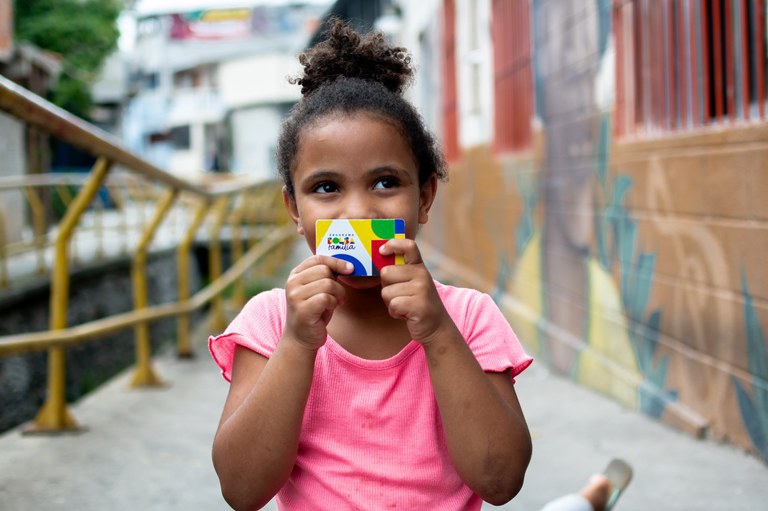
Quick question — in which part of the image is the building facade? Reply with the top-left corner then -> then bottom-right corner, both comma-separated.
121,1 -> 328,178
400,0 -> 768,463
0,1 -> 60,244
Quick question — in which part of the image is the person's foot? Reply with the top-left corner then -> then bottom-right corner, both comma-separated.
578,473 -> 612,511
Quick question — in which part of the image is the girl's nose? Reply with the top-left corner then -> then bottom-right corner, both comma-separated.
340,193 -> 376,219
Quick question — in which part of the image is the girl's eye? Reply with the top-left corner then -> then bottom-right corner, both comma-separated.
373,177 -> 399,190
313,182 -> 338,194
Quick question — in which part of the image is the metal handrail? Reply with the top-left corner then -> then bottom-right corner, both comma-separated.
0,74 -> 266,198
0,227 -> 293,357
0,73 -> 295,433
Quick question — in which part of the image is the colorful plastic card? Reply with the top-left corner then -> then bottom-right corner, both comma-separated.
315,219 -> 405,276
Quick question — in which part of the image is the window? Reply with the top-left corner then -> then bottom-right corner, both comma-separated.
614,0 -> 767,136
170,126 -> 190,150
143,72 -> 160,90
491,0 -> 534,153
442,0 -> 460,162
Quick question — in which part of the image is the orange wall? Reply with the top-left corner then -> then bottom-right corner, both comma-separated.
421,0 -> 768,461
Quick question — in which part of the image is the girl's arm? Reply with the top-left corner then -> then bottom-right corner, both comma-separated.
213,343 -> 316,510
421,327 -> 532,505
380,241 -> 532,505
212,255 -> 353,511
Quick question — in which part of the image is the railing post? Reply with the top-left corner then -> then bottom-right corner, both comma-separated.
23,187 -> 47,274
176,200 -> 210,358
0,206 -> 7,287
54,184 -> 79,265
209,197 -> 231,332
25,157 -> 112,434
229,194 -> 249,307
129,188 -> 178,388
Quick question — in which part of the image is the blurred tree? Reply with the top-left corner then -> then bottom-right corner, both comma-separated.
14,0 -> 122,118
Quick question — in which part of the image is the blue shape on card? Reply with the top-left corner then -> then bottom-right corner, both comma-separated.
333,253 -> 367,276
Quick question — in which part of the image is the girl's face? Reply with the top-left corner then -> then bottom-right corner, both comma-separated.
284,112 -> 437,280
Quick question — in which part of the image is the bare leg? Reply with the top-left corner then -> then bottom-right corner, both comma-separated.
541,460 -> 631,511
578,474 -> 612,511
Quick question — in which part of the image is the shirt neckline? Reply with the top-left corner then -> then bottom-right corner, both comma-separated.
323,337 -> 422,370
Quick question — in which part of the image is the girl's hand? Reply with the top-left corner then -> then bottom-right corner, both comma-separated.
379,239 -> 452,344
284,255 -> 353,351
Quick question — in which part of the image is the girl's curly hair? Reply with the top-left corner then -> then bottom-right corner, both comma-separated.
277,18 -> 447,198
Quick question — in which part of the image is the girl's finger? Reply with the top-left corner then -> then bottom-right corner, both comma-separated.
289,263 -> 339,286
291,254 -> 355,276
379,238 -> 423,265
379,263 -> 425,285
290,277 -> 347,304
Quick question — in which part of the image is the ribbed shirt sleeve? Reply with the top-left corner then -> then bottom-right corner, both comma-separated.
437,282 -> 533,380
208,288 -> 285,382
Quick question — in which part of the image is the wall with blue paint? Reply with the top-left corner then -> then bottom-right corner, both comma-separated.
422,0 -> 768,462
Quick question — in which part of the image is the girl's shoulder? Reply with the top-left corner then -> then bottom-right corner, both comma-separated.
242,287 -> 285,311
433,280 -> 498,323
237,287 -> 288,330
209,288 -> 286,382
434,279 -> 488,305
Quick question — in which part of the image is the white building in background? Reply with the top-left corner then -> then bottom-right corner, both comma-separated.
118,0 -> 330,179
219,53 -> 301,178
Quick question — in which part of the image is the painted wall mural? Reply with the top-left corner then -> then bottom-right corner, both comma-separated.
424,0 -> 768,463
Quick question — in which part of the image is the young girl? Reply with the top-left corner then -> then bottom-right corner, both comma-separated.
209,20 -> 533,511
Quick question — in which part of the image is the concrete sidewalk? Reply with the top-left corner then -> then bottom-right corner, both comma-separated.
1,311 -> 766,511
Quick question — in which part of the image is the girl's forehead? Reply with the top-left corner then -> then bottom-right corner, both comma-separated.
303,111 -> 405,139
301,112 -> 413,158
289,110 -> 420,181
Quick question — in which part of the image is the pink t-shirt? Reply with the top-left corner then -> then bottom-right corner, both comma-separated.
209,281 -> 532,510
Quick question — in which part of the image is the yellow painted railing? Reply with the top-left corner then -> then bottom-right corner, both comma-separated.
0,74 -> 295,433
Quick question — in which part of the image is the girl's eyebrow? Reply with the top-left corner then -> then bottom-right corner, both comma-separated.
367,166 -> 413,182
302,170 -> 342,183
300,166 -> 414,187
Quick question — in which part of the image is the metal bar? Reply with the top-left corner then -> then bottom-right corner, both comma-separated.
639,0 -> 647,129
627,2 -> 637,133
22,187 -> 47,274
650,3 -> 661,129
689,0 -> 701,127
0,77 -> 268,200
0,226 -> 295,358
740,0 -> 751,119
54,184 -> 80,265
677,0 -> 688,127
713,0 -> 725,118
0,75 -> 204,196
758,0 -> 766,119
701,0 -> 711,123
614,2 -> 626,136
726,0 -> 736,121
107,184 -> 130,254
129,188 -> 178,388
666,0 -> 676,130
176,201 -> 211,358
26,157 -> 112,434
0,206 -> 7,287
229,195 -> 249,307
208,197 -> 231,332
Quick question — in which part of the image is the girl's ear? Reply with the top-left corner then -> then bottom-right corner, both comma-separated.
282,186 -> 305,235
418,174 -> 438,225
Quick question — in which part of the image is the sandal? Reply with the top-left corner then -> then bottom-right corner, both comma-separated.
604,458 -> 633,510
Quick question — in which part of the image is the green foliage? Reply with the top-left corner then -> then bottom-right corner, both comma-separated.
732,273 -> 768,461
14,0 -> 123,117
593,112 -> 677,418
